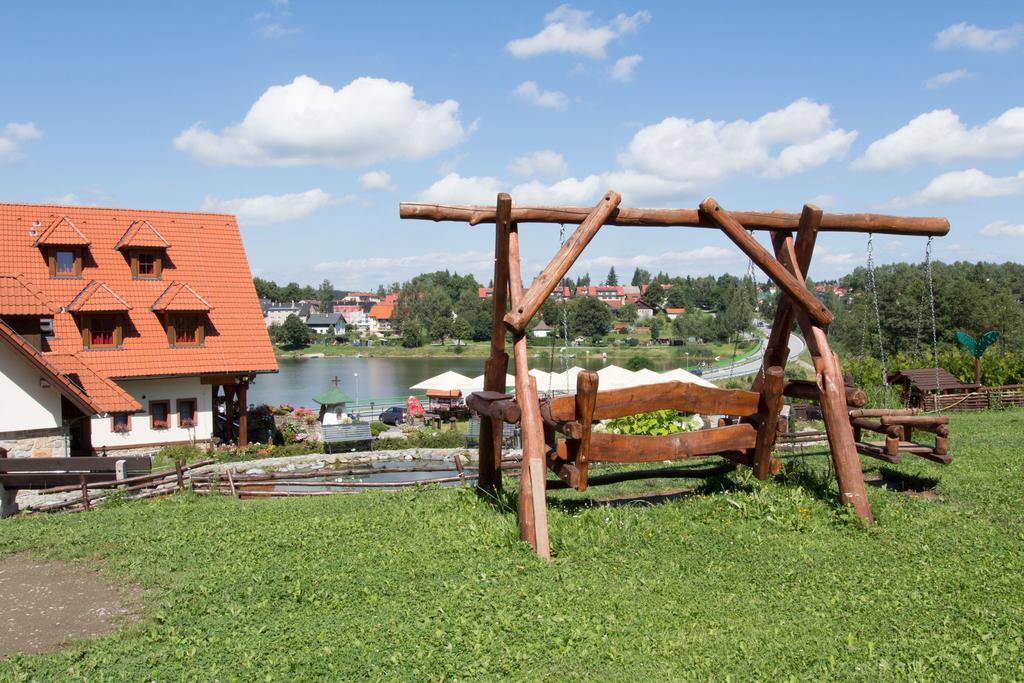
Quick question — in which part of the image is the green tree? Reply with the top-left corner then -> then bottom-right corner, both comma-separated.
618,302 -> 639,324
605,266 -> 618,286
568,296 -> 613,339
279,314 -> 313,349
400,320 -> 427,348
316,279 -> 335,313
452,316 -> 473,343
631,268 -> 651,286
254,277 -> 282,302
649,316 -> 662,342
671,314 -> 688,341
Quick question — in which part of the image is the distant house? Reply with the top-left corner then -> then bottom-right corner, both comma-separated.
340,291 -> 381,307
0,203 -> 276,457
635,302 -> 654,320
335,305 -> 370,333
368,303 -> 395,335
264,301 -> 313,327
306,313 -> 345,337
888,368 -> 979,410
665,308 -> 685,320
533,320 -> 552,338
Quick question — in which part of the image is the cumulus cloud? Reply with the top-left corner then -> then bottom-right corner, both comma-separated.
854,107 -> 1024,170
358,170 -> 395,192
925,68 -> 972,89
934,22 -> 1023,52
0,122 -> 42,162
579,246 -> 736,272
202,188 -> 343,226
507,5 -> 651,60
313,251 -> 496,286
980,220 -> 1024,237
514,81 -> 569,110
619,98 -> 856,184
260,23 -> 300,39
174,75 -> 468,167
894,168 -> 1024,205
610,54 -> 643,82
809,194 -> 836,208
509,150 -> 569,178
416,170 -> 688,206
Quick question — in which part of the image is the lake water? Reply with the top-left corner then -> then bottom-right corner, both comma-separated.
248,352 -> 694,412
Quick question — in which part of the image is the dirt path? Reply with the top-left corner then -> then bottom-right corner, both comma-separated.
0,554 -> 139,659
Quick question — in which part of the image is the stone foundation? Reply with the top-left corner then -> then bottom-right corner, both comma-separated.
0,431 -> 67,459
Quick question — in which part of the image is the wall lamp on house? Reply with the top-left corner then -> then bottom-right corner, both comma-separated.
39,378 -> 51,388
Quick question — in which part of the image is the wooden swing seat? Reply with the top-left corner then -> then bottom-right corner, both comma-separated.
849,409 -> 951,465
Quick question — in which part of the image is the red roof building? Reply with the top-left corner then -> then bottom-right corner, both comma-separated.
0,203 -> 276,455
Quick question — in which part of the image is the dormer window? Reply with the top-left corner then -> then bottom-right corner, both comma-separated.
82,314 -> 123,349
167,313 -> 205,347
49,248 -> 82,278
130,250 -> 163,279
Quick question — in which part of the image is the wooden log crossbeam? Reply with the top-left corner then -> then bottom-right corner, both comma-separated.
751,366 -> 785,479
568,423 -> 757,464
545,461 -> 738,490
700,197 -> 834,326
503,192 -> 621,333
399,203 -> 950,236
547,381 -> 760,422
785,379 -> 868,408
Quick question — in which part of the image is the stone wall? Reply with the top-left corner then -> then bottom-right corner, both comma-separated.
0,429 -> 67,458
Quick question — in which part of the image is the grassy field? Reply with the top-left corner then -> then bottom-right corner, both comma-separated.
2,411 -> 1022,679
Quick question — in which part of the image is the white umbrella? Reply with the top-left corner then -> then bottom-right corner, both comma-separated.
410,370 -> 474,391
632,368 -> 665,385
596,364 -> 638,390
465,374 -> 515,393
660,367 -> 716,388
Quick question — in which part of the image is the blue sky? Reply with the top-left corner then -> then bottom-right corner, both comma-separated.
2,1 -> 1022,289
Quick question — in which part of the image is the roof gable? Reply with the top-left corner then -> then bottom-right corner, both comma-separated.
0,273 -> 55,315
32,215 -> 90,247
67,281 -> 131,313
0,322 -> 98,414
115,219 -> 170,250
151,282 -> 212,312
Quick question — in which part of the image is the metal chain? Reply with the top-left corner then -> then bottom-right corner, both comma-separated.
866,234 -> 888,388
744,230 -> 762,382
548,224 -> 568,396
925,236 -> 941,396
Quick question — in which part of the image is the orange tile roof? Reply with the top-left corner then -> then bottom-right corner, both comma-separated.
368,303 -> 393,320
0,273 -> 55,315
152,282 -> 212,312
32,215 -> 91,247
0,202 -> 277,381
114,219 -> 170,250
0,322 -> 125,415
47,353 -> 142,413
67,281 -> 131,312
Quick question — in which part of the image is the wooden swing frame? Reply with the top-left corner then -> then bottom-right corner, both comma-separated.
400,192 -> 949,558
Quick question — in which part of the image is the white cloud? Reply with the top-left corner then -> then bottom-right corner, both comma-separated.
416,170 -> 688,206
854,107 -> 1024,170
507,6 -> 651,60
202,188 -> 342,226
358,170 -> 395,192
509,150 -> 569,178
415,173 -> 504,204
610,54 -> 643,82
174,75 -> 468,167
514,81 -> 569,110
895,168 -> 1024,205
934,22 -> 1023,52
619,98 -> 856,184
313,251 -> 496,286
925,68 -> 972,89
821,252 -> 860,266
981,220 -> 1024,237
809,194 -> 836,208
0,122 -> 42,162
579,246 -> 736,272
260,23 -> 300,39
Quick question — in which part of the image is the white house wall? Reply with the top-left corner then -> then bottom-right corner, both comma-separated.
0,347 -> 62,433
92,376 -> 212,449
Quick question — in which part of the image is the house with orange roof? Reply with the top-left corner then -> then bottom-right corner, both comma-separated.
0,203 -> 277,457
367,302 -> 395,335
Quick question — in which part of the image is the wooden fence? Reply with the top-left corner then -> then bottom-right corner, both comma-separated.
922,385 -> 1024,412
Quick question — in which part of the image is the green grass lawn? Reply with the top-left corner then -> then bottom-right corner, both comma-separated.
2,411 -> 1022,679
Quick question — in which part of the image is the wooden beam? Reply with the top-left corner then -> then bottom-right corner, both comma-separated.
545,461 -> 738,489
752,366 -> 785,479
503,191 -> 621,332
572,370 -> 598,491
237,381 -> 248,448
700,197 -> 834,326
399,203 -> 950,236
784,379 -> 867,407
478,194 -> 512,493
586,423 -> 757,463
548,380 -> 760,422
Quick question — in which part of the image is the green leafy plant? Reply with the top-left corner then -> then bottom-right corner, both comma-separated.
600,410 -> 701,436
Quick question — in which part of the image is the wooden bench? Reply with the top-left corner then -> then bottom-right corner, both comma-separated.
849,409 -> 951,464
321,423 -> 373,453
0,455 -> 153,517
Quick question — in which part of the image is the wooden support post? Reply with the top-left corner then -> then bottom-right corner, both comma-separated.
79,473 -> 91,511
237,381 -> 249,448
752,366 -> 785,479
572,370 -> 598,491
503,191 -> 621,332
175,459 -> 185,491
700,197 -> 833,327
508,223 -> 551,559
773,231 -> 874,524
224,385 -> 235,444
935,435 -> 949,456
478,193 -> 512,493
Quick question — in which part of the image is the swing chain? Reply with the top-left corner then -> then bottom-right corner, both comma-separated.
866,234 -> 888,388
548,224 -> 568,396
925,236 -> 941,396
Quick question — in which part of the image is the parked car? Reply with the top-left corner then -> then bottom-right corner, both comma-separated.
378,406 -> 408,426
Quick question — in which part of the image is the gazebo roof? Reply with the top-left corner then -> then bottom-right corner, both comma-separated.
313,387 -> 351,405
